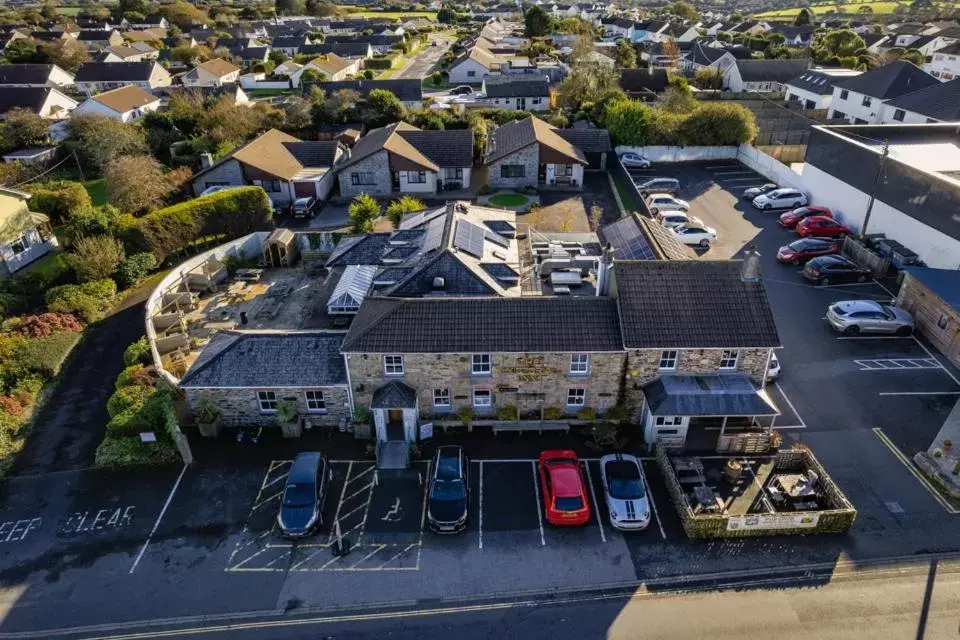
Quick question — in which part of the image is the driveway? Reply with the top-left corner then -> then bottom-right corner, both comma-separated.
394,34 -> 454,80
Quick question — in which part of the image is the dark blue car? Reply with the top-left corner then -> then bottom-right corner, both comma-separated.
427,446 -> 469,534
278,452 -> 331,538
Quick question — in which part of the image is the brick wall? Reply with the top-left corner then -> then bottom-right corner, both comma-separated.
487,144 -> 539,189
184,386 -> 350,428
338,150 -> 392,198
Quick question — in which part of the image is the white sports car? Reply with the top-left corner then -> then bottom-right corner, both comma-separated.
599,453 -> 650,531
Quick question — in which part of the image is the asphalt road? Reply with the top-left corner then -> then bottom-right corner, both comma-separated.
394,34 -> 454,80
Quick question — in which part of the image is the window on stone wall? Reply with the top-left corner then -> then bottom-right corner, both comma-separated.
719,349 -> 739,370
500,165 -> 525,178
305,390 -> 326,413
471,354 -> 492,375
659,350 -> 678,370
433,388 -> 451,407
570,354 -> 589,374
351,172 -> 376,186
384,354 -> 404,375
473,389 -> 492,407
566,388 -> 586,407
257,390 -> 278,413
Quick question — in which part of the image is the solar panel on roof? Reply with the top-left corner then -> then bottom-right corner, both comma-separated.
484,230 -> 510,248
603,218 -> 656,260
483,220 -> 516,238
454,220 -> 485,258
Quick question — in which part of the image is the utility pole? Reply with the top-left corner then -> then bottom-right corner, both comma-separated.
860,139 -> 889,241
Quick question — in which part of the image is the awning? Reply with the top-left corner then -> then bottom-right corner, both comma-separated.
328,265 -> 376,310
371,380 -> 418,409
643,374 -> 779,417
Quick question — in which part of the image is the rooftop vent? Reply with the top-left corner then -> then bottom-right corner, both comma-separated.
740,246 -> 762,283
432,276 -> 445,290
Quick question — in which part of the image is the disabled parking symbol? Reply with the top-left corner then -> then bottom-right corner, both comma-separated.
381,497 -> 403,522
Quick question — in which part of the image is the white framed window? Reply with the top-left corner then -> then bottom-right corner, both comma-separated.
566,388 -> 586,407
655,416 -> 682,426
384,354 -> 404,375
257,390 -> 278,413
351,171 -> 376,185
659,350 -> 678,370
861,95 -> 871,107
719,349 -> 739,370
433,388 -> 451,408
471,354 -> 491,375
473,389 -> 492,407
305,390 -> 326,413
407,171 -> 426,183
570,354 -> 589,374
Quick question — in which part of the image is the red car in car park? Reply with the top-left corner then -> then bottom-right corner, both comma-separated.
779,206 -> 832,228
796,216 -> 851,238
777,238 -> 841,265
537,450 -> 591,526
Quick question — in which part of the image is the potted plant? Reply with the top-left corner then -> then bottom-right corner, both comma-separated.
194,398 -> 222,438
497,404 -> 519,422
459,406 -> 475,430
542,406 -> 563,420
576,406 -> 597,422
277,397 -> 302,438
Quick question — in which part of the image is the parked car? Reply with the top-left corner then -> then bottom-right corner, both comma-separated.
742,183 -> 777,199
427,446 -> 469,534
449,85 -> 473,95
766,352 -> 781,383
776,238 -> 840,265
779,205 -> 832,228
658,211 -> 703,230
646,193 -> 689,214
826,299 -> 915,336
277,452 -> 331,538
671,223 -> 717,248
599,453 -> 650,531
802,255 -> 871,286
619,152 -> 651,168
291,196 -> 316,218
537,450 -> 590,526
634,177 -> 680,197
796,216 -> 850,238
752,188 -> 808,211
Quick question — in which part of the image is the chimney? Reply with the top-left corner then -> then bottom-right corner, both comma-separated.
199,152 -> 214,169
595,243 -> 616,297
740,246 -> 761,283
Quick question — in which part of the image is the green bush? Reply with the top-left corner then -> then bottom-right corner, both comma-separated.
123,187 -> 273,261
116,252 -> 158,289
123,336 -> 152,366
365,56 -> 396,69
676,102 -> 758,146
576,406 -> 597,421
105,389 -> 168,436
116,364 -> 153,389
16,332 -> 82,379
542,406 -> 563,420
24,181 -> 92,224
0,253 -> 73,314
497,404 -> 519,421
95,435 -> 179,468
106,384 -> 156,419
46,279 -> 117,324
68,235 -> 126,283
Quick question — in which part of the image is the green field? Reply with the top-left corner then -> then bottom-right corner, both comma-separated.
755,0 -> 958,18
342,9 -> 437,19
55,6 -> 84,15
83,178 -> 108,206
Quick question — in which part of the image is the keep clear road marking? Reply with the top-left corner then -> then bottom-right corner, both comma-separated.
478,461 -> 484,550
129,464 -> 189,574
872,428 -> 959,514
582,460 -> 606,543
530,461 -> 545,546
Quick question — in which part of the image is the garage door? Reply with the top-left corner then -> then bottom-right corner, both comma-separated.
294,181 -> 314,197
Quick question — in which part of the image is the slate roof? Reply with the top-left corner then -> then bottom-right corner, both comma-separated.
619,68 -> 669,95
785,68 -> 862,95
884,77 -> 960,121
688,41 -> 730,66
300,42 -> 372,57
643,374 -> 778,416
341,297 -> 624,353
75,61 -> 157,82
833,60 -> 940,100
395,129 -> 474,167
272,35 -> 309,48
0,87 -> 65,115
371,380 -> 418,409
180,332 -> 347,387
482,74 -> 550,98
735,59 -> 810,83
614,261 -> 780,349
0,64 -> 65,85
933,41 -> 960,55
903,267 -> 960,314
326,234 -> 393,267
388,251 -> 496,297
231,46 -> 270,61
485,116 -> 587,165
554,128 -> 611,153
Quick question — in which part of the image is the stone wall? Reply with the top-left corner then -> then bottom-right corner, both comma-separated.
191,158 -> 245,196
338,150 -> 392,198
184,386 -> 350,429
487,144 -> 539,189
346,352 -> 626,419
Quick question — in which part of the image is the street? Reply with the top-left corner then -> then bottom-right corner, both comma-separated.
393,34 -> 454,80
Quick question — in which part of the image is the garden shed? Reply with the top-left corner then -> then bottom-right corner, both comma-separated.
262,228 -> 297,267
327,265 -> 376,315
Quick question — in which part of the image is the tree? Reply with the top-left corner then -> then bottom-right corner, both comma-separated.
898,48 -> 925,65
38,40 -> 90,73
668,1 -> 698,20
305,0 -> 337,16
692,66 -> 724,89
437,5 -> 456,23
661,39 -> 681,69
0,109 -> 49,153
105,155 -> 179,214
70,116 -> 150,173
360,88 -> 406,128
858,5 -> 874,13
812,29 -> 866,61
676,102 -> 757,146
157,2 -> 208,29
116,0 -> 148,19
616,39 -> 637,68
794,7 -> 813,25
40,1 -> 58,20
557,36 -> 620,110
300,67 -> 327,84
68,235 -> 126,283
605,100 -> 656,146
385,196 -> 426,229
524,6 -> 554,37
275,0 -> 306,16
348,193 -> 380,233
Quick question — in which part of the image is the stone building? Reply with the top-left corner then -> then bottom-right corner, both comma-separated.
483,116 -> 588,189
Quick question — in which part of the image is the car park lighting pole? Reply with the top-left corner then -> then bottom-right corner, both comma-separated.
860,139 -> 889,241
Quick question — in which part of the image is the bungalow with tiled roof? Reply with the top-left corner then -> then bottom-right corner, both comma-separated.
181,58 -> 241,87
71,84 -> 161,122
483,116 -> 590,189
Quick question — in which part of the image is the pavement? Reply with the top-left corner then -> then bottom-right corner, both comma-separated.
3,162 -> 960,638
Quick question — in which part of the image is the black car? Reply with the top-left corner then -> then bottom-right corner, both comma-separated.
802,255 -> 871,286
449,85 -> 473,95
277,452 -> 331,538
427,446 -> 469,533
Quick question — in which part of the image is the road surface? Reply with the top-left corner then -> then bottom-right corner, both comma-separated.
393,34 -> 454,80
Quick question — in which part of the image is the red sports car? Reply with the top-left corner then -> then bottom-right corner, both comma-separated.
796,216 -> 851,238
777,238 -> 840,264
538,450 -> 590,526
779,205 -> 832,228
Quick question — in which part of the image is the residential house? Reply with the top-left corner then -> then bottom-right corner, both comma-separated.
128,42 -> 160,59
0,63 -> 74,88
665,23 -> 702,43
326,34 -> 404,56
228,46 -> 271,69
879,78 -> 960,124
554,124 -> 612,171
167,85 -> 252,107
925,42 -> 960,80
76,29 -> 124,50
190,129 -> 346,206
483,115 -> 589,189
336,122 -> 474,198
127,17 -> 169,30
273,61 -> 302,77
631,20 -> 670,44
310,79 -> 424,109
784,68 -> 863,110
768,24 -> 814,47
291,54 -> 361,86
0,188 -> 59,278
30,30 -> 76,43
619,68 -> 669,101
682,40 -> 737,74
826,60 -> 940,124
71,84 -> 161,122
603,17 -> 635,40
448,44 -> 501,84
123,27 -> 167,43
724,59 -> 810,93
862,33 -> 891,54
96,44 -> 155,62
181,58 -> 241,87
299,42 -> 374,60
0,86 -> 77,119
271,34 -> 312,56
74,61 -> 172,95
481,74 -> 551,111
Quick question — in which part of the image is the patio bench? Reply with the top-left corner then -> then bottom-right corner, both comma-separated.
492,423 -> 570,435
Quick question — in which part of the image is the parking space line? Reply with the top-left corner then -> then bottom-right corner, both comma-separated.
639,463 -> 666,540
837,336 -> 916,340
530,461 -> 545,546
856,358 -> 942,371
378,543 -> 417,569
706,164 -> 741,169
878,391 -> 960,396
129,463 -> 188,574
478,461 -> 484,550
872,428 -> 959,514
352,544 -> 387,569
582,461 -> 606,543
415,460 -> 429,570
774,381 -> 807,429
912,338 -> 960,388
327,461 -> 353,544
719,177 -> 762,182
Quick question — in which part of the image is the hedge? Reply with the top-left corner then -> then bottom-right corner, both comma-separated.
16,332 -> 82,379
45,279 -> 117,324
106,384 -> 156,419
0,253 -> 73,315
122,186 -> 273,262
123,336 -> 152,366
116,252 -> 158,289
95,435 -> 179,468
24,181 -> 92,224
365,56 -> 396,69
605,99 -> 758,147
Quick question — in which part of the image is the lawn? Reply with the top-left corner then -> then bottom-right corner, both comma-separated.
343,9 -> 437,19
489,193 -> 532,208
612,175 -> 639,214
755,0 -> 958,17
83,179 -> 108,206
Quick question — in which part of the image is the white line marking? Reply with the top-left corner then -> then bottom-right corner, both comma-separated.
913,337 -> 960,388
878,391 -> 960,396
719,177 -> 764,183
478,461 -> 484,550
351,544 -> 386,568
706,164 -> 741,169
774,380 -> 807,429
290,546 -> 328,571
327,461 -> 353,543
713,170 -> 755,175
639,463 -> 666,540
530,461 -> 545,547
416,460 -> 429,570
775,424 -> 808,429
377,543 -> 416,569
582,460 -> 606,543
228,546 -> 271,571
129,464 -> 188,574
836,336 -> 916,340
342,482 -> 375,503
873,279 -> 896,297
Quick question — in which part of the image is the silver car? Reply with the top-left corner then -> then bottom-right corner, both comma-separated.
599,453 -> 650,531
826,300 -> 915,336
